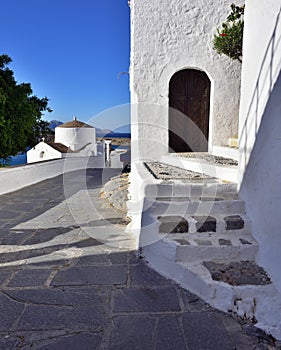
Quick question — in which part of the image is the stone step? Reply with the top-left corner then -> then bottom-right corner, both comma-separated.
156,214 -> 251,236
144,182 -> 238,200
176,260 -> 274,319
141,239 -> 281,339
160,155 -> 238,183
212,146 -> 239,161
162,232 -> 259,263
152,214 -> 257,263
143,197 -> 246,217
139,213 -> 254,260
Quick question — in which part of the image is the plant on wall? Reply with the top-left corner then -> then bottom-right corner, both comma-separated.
213,3 -> 245,63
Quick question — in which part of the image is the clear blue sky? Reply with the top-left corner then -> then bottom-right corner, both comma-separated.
0,0 -> 131,131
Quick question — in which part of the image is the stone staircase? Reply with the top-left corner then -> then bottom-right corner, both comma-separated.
138,164 -> 281,336
141,184 -> 258,257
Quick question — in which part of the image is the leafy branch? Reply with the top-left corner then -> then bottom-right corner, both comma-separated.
213,3 -> 245,63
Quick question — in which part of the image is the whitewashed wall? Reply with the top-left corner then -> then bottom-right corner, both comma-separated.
239,0 -> 281,292
0,156 -> 105,196
27,142 -> 62,163
110,150 -> 127,168
55,127 -> 96,152
130,0 -> 243,161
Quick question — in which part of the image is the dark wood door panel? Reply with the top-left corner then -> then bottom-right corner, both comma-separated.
169,69 -> 210,152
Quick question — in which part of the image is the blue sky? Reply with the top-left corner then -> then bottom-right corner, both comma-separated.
0,0 -> 131,131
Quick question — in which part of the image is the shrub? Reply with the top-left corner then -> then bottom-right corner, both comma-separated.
213,3 -> 245,63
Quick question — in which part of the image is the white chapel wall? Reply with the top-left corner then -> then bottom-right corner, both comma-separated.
130,0 -> 243,161
238,0 -> 281,292
27,142 -> 62,164
55,127 -> 96,152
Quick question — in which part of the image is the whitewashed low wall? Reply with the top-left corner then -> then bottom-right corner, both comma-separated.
127,161 -> 152,239
111,150 -> 128,168
0,156 -> 105,196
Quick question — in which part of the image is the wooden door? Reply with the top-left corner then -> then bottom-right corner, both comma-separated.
169,69 -> 210,152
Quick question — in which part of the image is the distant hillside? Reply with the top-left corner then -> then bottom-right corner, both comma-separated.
96,128 -> 113,136
47,122 -> 130,138
48,120 -> 63,131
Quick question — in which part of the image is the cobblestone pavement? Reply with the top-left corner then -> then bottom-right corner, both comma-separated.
0,169 -> 279,349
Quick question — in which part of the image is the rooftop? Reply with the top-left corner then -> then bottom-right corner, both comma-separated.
47,142 -> 72,153
57,116 -> 94,129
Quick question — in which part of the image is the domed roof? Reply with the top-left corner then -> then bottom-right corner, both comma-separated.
57,117 -> 94,129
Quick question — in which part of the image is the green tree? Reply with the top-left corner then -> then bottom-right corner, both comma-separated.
213,3 -> 245,63
0,54 -> 52,160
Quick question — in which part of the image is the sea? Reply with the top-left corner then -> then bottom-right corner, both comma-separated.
97,132 -> 131,138
0,153 -> 27,166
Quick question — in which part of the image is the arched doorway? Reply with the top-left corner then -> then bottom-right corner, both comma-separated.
169,69 -> 211,152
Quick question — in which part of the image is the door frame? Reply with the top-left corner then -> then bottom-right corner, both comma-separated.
168,68 -> 212,153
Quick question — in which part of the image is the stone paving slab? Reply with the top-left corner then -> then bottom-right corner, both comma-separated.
7,269 -> 51,287
130,262 -> 171,287
109,315 -> 156,350
52,265 -> 128,286
35,333 -> 103,350
182,312 -> 237,350
113,286 -> 181,313
0,170 -> 279,349
0,293 -> 25,332
155,315 -> 188,350
5,287 -> 109,306
15,304 -> 106,332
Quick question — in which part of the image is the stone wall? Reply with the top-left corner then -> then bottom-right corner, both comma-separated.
130,0 -> 243,161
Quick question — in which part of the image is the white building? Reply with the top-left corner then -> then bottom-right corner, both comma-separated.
27,141 -> 65,163
55,117 -> 96,152
128,0 -> 244,254
130,0 -> 243,161
27,117 -> 97,163
129,0 -> 281,340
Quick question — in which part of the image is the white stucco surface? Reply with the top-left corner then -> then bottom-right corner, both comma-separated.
0,156 -> 105,196
239,0 -> 281,177
238,0 -> 281,330
130,0 -> 243,162
239,0 -> 281,292
129,0 -> 243,225
110,149 -> 128,168
55,127 -> 96,152
27,142 -> 62,163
